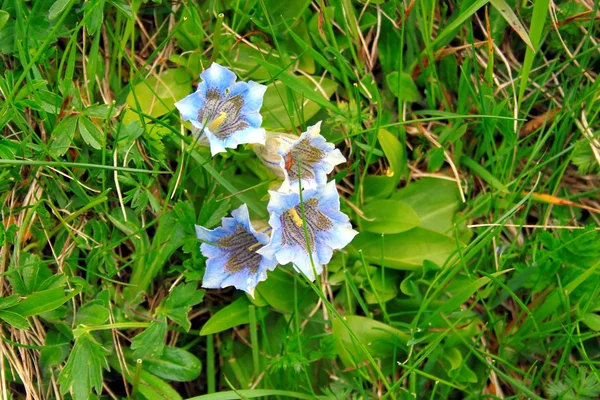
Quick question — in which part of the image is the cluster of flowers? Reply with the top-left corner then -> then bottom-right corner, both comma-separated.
175,63 -> 357,297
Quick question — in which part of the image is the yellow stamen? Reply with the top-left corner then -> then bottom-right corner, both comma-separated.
288,208 -> 304,227
208,111 -> 227,131
247,242 -> 262,251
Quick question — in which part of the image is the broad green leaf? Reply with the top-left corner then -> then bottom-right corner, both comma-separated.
351,227 -> 459,270
0,310 -> 29,329
75,302 -> 109,326
131,318 -> 167,359
162,283 -> 205,331
332,315 -> 409,368
200,297 -> 252,336
108,356 -> 183,400
140,346 -> 202,382
58,332 -> 110,400
49,116 -> 77,157
386,71 -> 420,102
261,76 -> 338,130
0,295 -> 19,309
362,174 -> 397,201
0,10 -> 9,31
124,68 -> 192,123
48,0 -> 71,20
361,199 -> 420,234
582,313 -> 600,331
255,268 -> 317,313
8,287 -> 75,317
391,178 -> 460,234
78,116 -> 104,149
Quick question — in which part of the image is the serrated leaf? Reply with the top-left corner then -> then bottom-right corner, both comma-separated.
58,332 -> 110,400
75,302 -> 110,326
79,116 -> 104,149
162,283 -> 204,331
131,318 -> 167,359
49,116 -> 77,157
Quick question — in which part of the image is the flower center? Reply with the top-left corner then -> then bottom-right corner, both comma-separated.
287,208 -> 304,227
285,138 -> 325,180
208,111 -> 228,132
217,227 -> 262,273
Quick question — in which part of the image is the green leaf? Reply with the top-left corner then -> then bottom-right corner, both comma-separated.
378,129 -> 404,181
200,297 -> 252,336
332,315 -> 409,368
391,178 -> 460,234
489,0 -> 533,51
125,207 -> 187,304
257,60 -> 340,115
0,310 -> 30,329
48,0 -> 72,20
83,104 -> 119,119
58,332 -> 110,400
361,200 -> 420,234
141,347 -> 202,382
0,295 -> 20,309
261,76 -> 338,130
351,227 -> 459,270
7,286 -> 76,317
75,302 -> 109,326
162,283 -> 205,331
582,313 -> 600,331
108,356 -> 183,400
0,11 -> 10,33
49,116 -> 77,157
124,68 -> 191,123
255,268 -> 317,313
78,116 -> 104,149
386,71 -> 420,102
188,390 -> 316,400
362,174 -> 398,201
131,318 -> 167,359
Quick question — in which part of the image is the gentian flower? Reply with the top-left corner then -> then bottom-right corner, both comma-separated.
196,204 -> 277,297
253,122 -> 345,192
258,181 -> 357,281
175,63 -> 267,156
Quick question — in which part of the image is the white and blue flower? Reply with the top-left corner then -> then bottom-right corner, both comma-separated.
258,181 -> 357,281
196,204 -> 277,297
277,122 -> 346,192
175,63 -> 267,156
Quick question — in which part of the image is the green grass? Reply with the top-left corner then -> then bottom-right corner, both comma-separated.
1,0 -> 600,399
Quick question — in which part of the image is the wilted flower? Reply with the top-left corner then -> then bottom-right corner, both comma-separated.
253,122 -> 345,192
196,204 -> 277,297
175,63 -> 267,156
258,181 -> 357,281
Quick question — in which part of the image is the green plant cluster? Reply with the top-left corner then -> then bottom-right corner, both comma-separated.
0,0 -> 599,399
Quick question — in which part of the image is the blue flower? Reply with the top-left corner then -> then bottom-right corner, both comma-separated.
275,122 -> 346,193
258,181 -> 357,281
175,63 -> 267,156
196,204 -> 277,297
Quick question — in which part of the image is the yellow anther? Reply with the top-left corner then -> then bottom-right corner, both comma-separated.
208,111 -> 227,131
288,208 -> 304,227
